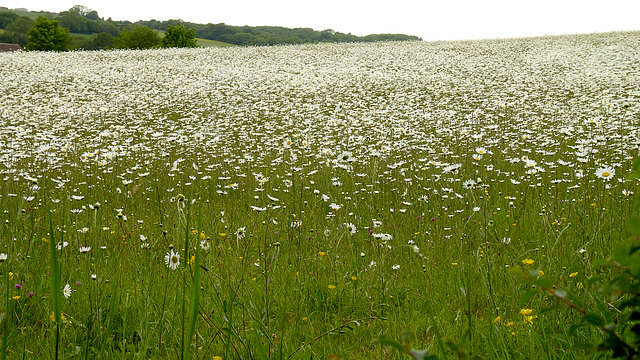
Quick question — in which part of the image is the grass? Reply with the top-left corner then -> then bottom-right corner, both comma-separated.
0,31 -> 638,359
196,38 -> 235,47
0,8 -> 55,20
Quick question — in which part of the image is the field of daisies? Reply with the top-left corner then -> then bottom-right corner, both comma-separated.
0,30 -> 639,359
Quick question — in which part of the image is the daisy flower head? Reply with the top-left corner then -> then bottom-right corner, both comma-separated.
164,249 -> 180,270
235,227 -> 246,240
63,284 -> 72,299
200,240 -> 210,251
345,223 -> 356,235
0,253 -> 7,262
462,179 -> 476,189
594,167 -> 615,180
337,151 -> 355,163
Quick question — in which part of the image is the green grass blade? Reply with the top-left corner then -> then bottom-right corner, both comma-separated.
185,203 -> 202,360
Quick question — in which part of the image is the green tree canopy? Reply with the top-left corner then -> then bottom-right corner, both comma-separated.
5,16 -> 33,33
162,24 -> 197,48
113,26 -> 161,49
92,32 -> 115,49
0,11 -> 19,29
26,16 -> 72,51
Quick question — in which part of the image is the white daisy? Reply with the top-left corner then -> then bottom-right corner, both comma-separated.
164,250 -> 180,270
63,284 -> 72,299
235,227 -> 246,240
594,167 -> 615,180
345,223 -> 356,235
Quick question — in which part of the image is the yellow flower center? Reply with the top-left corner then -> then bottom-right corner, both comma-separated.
171,256 -> 178,264
602,171 -> 610,177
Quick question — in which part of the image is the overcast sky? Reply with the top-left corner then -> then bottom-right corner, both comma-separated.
3,0 -> 640,41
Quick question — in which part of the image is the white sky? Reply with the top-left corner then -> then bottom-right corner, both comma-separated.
3,0 -> 640,41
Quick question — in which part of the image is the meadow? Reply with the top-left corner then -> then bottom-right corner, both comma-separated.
0,31 -> 639,359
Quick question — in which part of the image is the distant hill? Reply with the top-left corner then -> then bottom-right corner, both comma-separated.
0,6 -> 421,49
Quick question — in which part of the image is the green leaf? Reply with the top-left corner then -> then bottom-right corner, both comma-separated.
592,259 -> 612,267
629,259 -> 640,277
507,266 -> 525,278
400,330 -> 411,343
534,277 -> 553,289
614,245 -> 629,263
584,313 -> 605,327
569,323 -> 586,336
409,348 -> 432,360
553,289 -> 567,299
628,218 -> 640,236
520,289 -> 538,306
632,156 -> 640,174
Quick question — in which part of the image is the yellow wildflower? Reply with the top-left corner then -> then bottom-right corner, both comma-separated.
522,259 -> 534,265
328,285 -> 336,289
520,309 -> 533,316
493,316 -> 501,324
570,272 -> 578,277
50,312 -> 67,323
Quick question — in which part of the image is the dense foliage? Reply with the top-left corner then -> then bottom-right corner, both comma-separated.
25,16 -> 72,51
140,19 -> 421,45
162,24 -> 198,48
113,26 -> 162,49
0,6 -> 420,50
0,12 -> 32,46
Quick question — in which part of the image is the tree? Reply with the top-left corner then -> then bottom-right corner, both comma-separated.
0,11 -> 19,29
5,16 -> 33,34
69,5 -> 90,16
113,26 -> 161,49
85,10 -> 100,21
162,24 -> 197,48
91,32 -> 114,49
26,16 -> 71,51
0,16 -> 34,46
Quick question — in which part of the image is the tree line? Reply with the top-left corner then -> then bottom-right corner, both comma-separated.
0,5 -> 420,51
138,20 -> 421,46
0,6 -> 196,50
